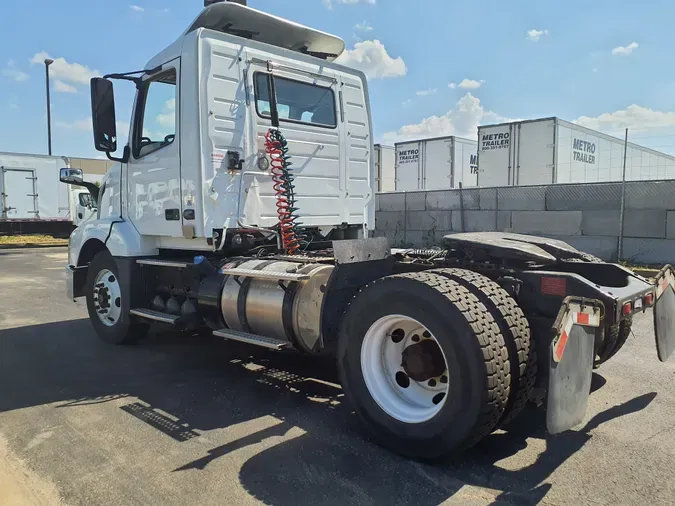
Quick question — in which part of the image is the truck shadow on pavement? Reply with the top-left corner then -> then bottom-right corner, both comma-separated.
0,318 -> 657,506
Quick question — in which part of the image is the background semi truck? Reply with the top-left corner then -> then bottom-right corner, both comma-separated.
61,0 -> 675,461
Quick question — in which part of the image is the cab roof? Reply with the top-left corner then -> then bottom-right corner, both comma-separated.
184,2 -> 345,61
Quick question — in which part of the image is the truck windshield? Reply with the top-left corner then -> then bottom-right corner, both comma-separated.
254,73 -> 336,128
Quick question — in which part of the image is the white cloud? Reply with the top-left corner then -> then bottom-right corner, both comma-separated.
457,79 -> 484,89
129,5 -> 144,12
335,40 -> 406,79
353,21 -> 373,32
575,104 -> 675,133
527,29 -> 549,41
416,88 -> 437,96
402,99 -> 413,106
1,60 -> 29,82
612,42 -> 638,56
323,0 -> 375,9
381,92 -> 510,144
55,118 -> 92,130
54,80 -> 77,93
155,98 -> 176,129
30,52 -> 98,85
56,117 -> 130,134
448,82 -> 456,89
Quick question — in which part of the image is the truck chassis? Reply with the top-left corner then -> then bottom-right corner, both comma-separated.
67,231 -> 675,460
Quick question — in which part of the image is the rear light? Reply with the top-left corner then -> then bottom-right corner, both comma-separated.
645,292 -> 654,306
541,277 -> 567,297
622,301 -> 632,315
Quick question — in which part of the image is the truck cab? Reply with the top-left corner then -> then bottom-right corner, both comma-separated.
67,0 -> 373,268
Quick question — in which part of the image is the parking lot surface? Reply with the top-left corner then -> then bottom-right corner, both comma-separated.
1,247 -> 675,506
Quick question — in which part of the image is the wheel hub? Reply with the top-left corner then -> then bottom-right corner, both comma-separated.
402,340 -> 446,382
92,269 -> 122,326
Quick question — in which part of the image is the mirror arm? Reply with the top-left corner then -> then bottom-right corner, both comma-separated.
105,145 -> 130,164
70,181 -> 100,203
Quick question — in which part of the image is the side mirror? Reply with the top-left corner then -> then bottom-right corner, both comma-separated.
91,77 -> 117,152
60,168 -> 83,184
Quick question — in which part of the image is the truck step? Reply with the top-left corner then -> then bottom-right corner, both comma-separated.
219,267 -> 309,282
137,259 -> 194,268
129,308 -> 184,325
213,329 -> 290,350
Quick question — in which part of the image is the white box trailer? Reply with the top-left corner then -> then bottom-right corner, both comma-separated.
477,117 -> 675,187
0,152 -> 99,224
374,144 -> 395,192
395,136 -> 478,191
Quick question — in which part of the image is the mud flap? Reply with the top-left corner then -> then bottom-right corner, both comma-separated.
547,297 -> 603,434
654,265 -> 675,362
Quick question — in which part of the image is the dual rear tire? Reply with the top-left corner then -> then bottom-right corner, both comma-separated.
337,270 -> 534,460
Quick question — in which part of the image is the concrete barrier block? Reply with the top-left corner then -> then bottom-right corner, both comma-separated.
626,180 -> 675,210
667,212 -> 675,240
623,238 -> 675,265
405,192 -> 426,211
479,188 -> 497,210
380,228 -> 407,248
497,211 -> 512,232
546,184 -> 621,211
463,211 -> 498,232
378,192 -> 406,212
548,235 -> 618,262
405,210 -> 453,232
405,230 -> 439,248
461,189 -> 480,210
498,186 -> 546,211
581,210 -> 621,237
512,211 -> 582,236
375,211 -> 405,231
426,190 -> 462,211
623,210 -> 666,239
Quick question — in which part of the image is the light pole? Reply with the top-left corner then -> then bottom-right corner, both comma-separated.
44,58 -> 54,155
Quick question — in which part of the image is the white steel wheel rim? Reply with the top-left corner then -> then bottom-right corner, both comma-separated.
93,269 -> 122,327
360,314 -> 450,424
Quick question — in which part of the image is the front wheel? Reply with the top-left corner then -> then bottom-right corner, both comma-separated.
337,272 -> 510,461
85,250 -> 148,345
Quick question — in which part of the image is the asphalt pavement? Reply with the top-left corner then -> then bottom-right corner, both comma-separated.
1,247 -> 674,506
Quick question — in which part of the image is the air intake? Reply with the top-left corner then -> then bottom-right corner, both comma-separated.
205,0 -> 247,6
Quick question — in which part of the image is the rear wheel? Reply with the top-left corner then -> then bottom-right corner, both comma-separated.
86,250 -> 148,345
595,316 -> 633,366
337,272 -> 510,460
430,268 -> 536,425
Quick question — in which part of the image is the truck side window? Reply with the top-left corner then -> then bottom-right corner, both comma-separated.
254,73 -> 336,128
133,69 -> 177,158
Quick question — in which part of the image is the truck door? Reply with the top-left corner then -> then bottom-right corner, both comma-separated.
1,167 -> 37,219
127,59 -> 182,237
244,58 -> 345,228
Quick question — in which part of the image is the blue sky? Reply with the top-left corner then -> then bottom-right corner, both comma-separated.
1,0 -> 675,159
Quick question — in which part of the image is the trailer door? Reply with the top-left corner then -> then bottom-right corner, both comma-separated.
2,168 -> 37,219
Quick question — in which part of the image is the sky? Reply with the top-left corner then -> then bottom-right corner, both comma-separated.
2,0 -> 675,159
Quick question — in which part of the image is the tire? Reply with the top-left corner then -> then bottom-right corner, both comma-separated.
430,268 -> 536,426
86,250 -> 148,345
337,271 -> 510,460
595,316 -> 633,366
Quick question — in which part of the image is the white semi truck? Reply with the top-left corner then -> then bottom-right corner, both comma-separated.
61,0 -> 675,460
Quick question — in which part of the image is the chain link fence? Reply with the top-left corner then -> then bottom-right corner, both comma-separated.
375,179 -> 675,265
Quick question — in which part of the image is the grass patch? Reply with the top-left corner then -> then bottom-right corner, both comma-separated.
0,234 -> 67,246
